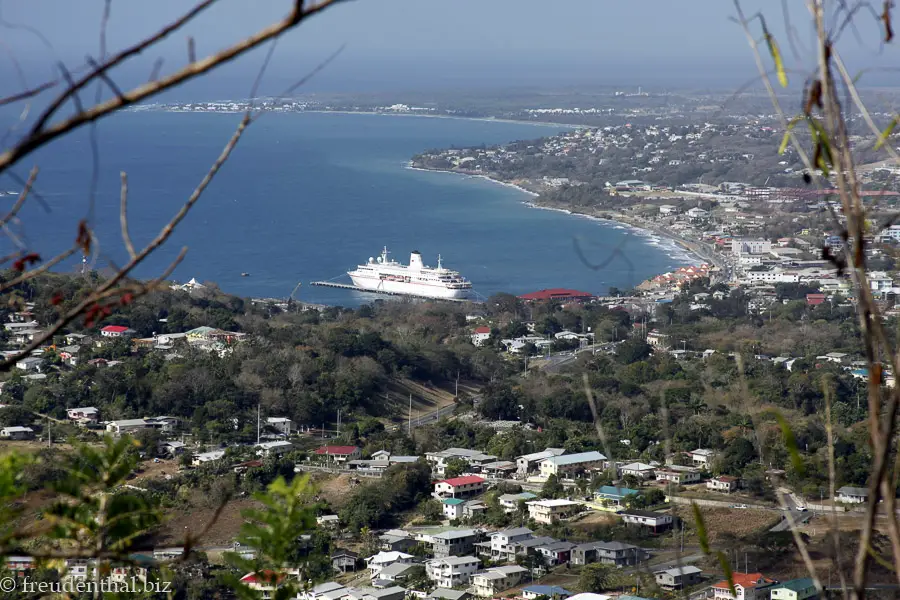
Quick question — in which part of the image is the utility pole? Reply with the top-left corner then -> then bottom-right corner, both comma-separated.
455,371 -> 459,398
47,416 -> 51,448
256,404 -> 260,445
337,409 -> 341,437
408,394 -> 412,434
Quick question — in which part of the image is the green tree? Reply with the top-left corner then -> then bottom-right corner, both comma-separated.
578,563 -> 617,593
541,474 -> 564,499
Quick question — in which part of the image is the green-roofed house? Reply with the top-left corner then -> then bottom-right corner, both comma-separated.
770,578 -> 818,600
442,497 -> 466,520
594,485 -> 640,509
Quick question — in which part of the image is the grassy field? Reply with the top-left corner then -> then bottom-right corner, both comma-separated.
672,505 -> 780,542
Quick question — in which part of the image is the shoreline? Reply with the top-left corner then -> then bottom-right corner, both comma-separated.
408,163 -> 716,270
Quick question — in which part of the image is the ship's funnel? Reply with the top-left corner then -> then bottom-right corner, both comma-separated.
409,251 -> 423,270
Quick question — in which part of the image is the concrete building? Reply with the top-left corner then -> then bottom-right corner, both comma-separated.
471,566 -> 528,598
255,440 -> 293,457
67,407 -> 100,424
481,527 -> 533,562
707,476 -> 740,493
441,498 -> 465,520
526,499 -> 581,524
433,476 -> 485,499
266,417 -> 293,436
570,541 -> 647,567
655,566 -> 702,590
429,529 -> 480,559
655,467 -> 702,485
539,451 -> 606,478
688,448 -> 716,467
619,509 -> 674,533
618,462 -> 655,479
516,448 -> 566,476
521,586 -> 572,600
425,556 -> 480,588
498,491 -> 537,512
0,426 -> 34,440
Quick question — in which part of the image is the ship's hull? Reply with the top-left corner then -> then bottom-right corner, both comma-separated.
348,273 -> 472,299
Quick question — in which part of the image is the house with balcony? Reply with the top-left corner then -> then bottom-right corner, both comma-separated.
477,527 -> 533,562
526,499 -> 581,524
433,476 -> 485,500
712,572 -> 775,600
655,466 -> 702,485
315,445 -> 361,464
365,551 -> 414,580
471,566 -> 528,598
426,556 -> 480,588
498,491 -> 537,512
67,406 -> 99,425
688,448 -> 716,467
619,509 -> 674,533
655,566 -> 702,590
570,541 -> 648,567
534,541 -> 576,566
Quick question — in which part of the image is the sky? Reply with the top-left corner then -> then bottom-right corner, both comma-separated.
0,0 -> 896,99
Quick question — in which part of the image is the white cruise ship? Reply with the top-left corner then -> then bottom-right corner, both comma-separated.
348,247 -> 473,299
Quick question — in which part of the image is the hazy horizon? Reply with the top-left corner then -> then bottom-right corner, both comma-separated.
0,1 -> 897,100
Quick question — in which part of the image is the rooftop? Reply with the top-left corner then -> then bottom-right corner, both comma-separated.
542,451 -> 606,466
439,475 -> 485,487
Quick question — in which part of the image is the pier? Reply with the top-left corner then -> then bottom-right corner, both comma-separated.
310,281 -> 480,303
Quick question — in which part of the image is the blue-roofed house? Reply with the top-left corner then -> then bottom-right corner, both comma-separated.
441,498 -> 466,520
770,578 -> 818,600
522,585 -> 573,600
594,485 -> 640,509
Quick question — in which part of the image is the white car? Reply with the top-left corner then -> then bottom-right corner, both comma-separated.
796,506 -> 808,512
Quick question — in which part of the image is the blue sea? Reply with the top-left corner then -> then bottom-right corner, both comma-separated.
6,111 -> 692,306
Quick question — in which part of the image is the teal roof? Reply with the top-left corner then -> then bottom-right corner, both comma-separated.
442,498 -> 465,505
595,485 -> 640,499
773,578 -> 815,592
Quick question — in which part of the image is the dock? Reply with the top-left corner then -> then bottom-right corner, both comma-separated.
310,281 -> 480,303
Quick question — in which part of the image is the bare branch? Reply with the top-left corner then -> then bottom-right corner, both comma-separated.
0,166 -> 37,230
119,172 -> 136,260
0,0 -> 346,178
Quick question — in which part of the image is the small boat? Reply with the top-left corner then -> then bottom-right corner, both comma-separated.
241,272 -> 250,277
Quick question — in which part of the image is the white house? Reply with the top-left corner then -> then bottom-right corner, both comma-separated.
769,578 -> 818,600
470,326 -> 492,347
539,451 -> 606,478
255,440 -> 293,457
0,426 -> 35,440
526,499 -> 580,524
100,325 -> 136,338
484,527 -> 533,562
688,448 -> 716,467
707,476 -> 740,493
15,357 -> 43,372
105,419 -> 158,437
618,462 -> 655,479
366,551 -> 414,580
425,556 -> 480,588
67,407 -> 100,424
619,509 -> 673,533
192,450 -> 225,466
433,476 -> 485,499
516,448 -> 565,476
441,498 -> 466,520
712,572 -> 775,600
498,492 -> 537,512
266,417 -> 293,436
655,467 -> 701,485
835,485 -> 868,504
471,566 -> 528,598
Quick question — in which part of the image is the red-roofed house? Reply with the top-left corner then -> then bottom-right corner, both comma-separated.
100,325 -> 136,338
471,326 -> 492,346
806,293 -> 826,306
518,288 -> 593,302
240,570 -> 286,598
433,475 -> 486,499
315,445 -> 361,464
712,572 -> 775,600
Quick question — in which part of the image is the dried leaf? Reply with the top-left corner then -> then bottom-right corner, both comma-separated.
804,80 -> 823,116
76,220 -> 91,255
884,0 -> 894,43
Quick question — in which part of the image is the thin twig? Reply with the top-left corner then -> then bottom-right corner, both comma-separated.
119,172 -> 136,259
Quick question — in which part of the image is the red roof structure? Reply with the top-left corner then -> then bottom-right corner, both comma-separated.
806,293 -> 827,306
439,475 -> 486,487
101,325 -> 130,333
713,572 -> 773,591
473,326 -> 491,334
518,288 -> 593,302
315,445 -> 359,456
